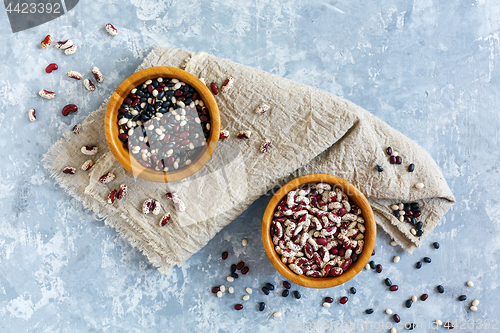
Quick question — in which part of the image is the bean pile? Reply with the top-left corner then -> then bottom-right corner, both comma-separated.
271,183 -> 366,278
117,77 -> 211,172
390,202 -> 424,237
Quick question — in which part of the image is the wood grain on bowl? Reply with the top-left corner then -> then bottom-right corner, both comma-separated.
261,174 -> 376,289
104,67 -> 220,183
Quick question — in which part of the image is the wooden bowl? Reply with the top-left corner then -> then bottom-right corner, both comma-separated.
104,67 -> 220,182
261,174 -> 376,288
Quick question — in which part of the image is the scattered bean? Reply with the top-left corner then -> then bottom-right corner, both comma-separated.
241,267 -> 249,275
242,238 -> 248,246
365,264 -> 371,270
265,283 -> 275,291
84,79 -> 96,91
81,160 -> 94,171
255,103 -> 270,114
221,77 -> 234,93
236,130 -> 251,139
375,165 -> 383,172
210,82 -> 218,95
415,262 -> 422,269
272,311 -> 282,318
408,163 -> 415,172
470,306 -> 478,311
365,309 -> 374,314
385,278 -> 392,286
219,130 -> 229,139
216,291 -> 222,298
260,139 -> 272,153
414,183 -> 425,189
350,287 -> 357,294
467,281 -> 474,287
406,299 -> 412,308
258,302 -> 265,311
416,230 -> 423,237
393,256 -> 400,263
293,291 -> 301,299
28,108 -> 36,122
67,70 -> 83,80
420,294 -> 428,301
211,287 -> 220,293
55,40 -> 73,49
219,285 -> 225,292
411,295 -> 417,302
262,287 -> 270,295
435,320 -> 443,326
472,299 -> 479,306
376,264 -> 383,273
92,67 -> 104,83
62,167 -> 76,174
390,240 -> 397,246
389,285 -> 398,291
117,184 -> 127,199
234,304 -> 243,310
105,23 -> 118,36
39,89 -> 56,99
41,35 -> 51,49
322,302 -> 331,308
458,295 -> 467,301
433,242 -> 440,249
282,290 -> 289,297
230,272 -> 238,279
444,322 -> 454,329
246,287 -> 252,294
283,281 -> 291,289
227,276 -> 234,282
221,252 -> 228,260
437,285 -> 445,293
386,309 -> 393,315
45,63 -> 58,73
242,295 -> 249,301
228,286 -> 234,293
236,261 -> 245,270
390,328 -> 396,333
386,147 -> 392,155
339,296 -> 348,304
369,261 -> 375,269
230,264 -> 236,273
99,172 -> 115,184
393,314 -> 401,323
423,257 -> 431,263
324,297 -> 333,303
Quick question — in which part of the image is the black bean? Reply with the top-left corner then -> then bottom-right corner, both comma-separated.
145,92 -> 151,98
182,85 -> 189,92
350,287 -> 357,295
258,302 -> 265,311
152,80 -> 159,87
365,309 -> 374,314
385,278 -> 392,287
407,323 -> 415,330
458,295 -> 467,301
369,261 -> 375,269
404,203 -> 411,211
157,91 -> 165,99
166,82 -> 175,87
423,257 -> 431,263
437,285 -> 444,293
230,272 -> 238,279
408,163 -> 415,172
411,217 -> 417,226
141,113 -> 151,121
121,103 -> 129,108
264,283 -> 275,291
415,261 -> 422,269
124,112 -> 133,119
117,113 -> 126,120
406,299 -> 413,308
393,210 -> 400,218
292,291 -> 301,299
140,97 -> 148,103
132,114 -> 141,121
433,242 -> 440,249
136,90 -> 145,97
410,202 -> 419,210
416,221 -> 423,230
147,104 -> 155,112
416,230 -> 423,237
262,287 -> 269,295
165,89 -> 175,95
282,290 -> 289,297
375,165 -> 384,172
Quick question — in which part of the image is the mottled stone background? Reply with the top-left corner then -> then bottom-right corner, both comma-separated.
0,0 -> 499,332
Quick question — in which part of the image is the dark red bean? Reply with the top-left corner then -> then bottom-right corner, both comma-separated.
376,264 -> 382,273
324,297 -> 333,303
210,82 -> 218,95
211,287 -> 220,293
45,63 -> 58,73
236,261 -> 245,270
396,156 -> 402,164
372,249 -> 375,255
420,294 -> 428,301
444,322 -> 454,329
283,281 -> 291,289
316,238 -> 328,246
221,252 -> 228,260
414,211 -> 421,218
241,267 -> 249,275
118,133 -> 129,141
174,90 -> 183,96
389,285 -> 399,291
390,156 -> 397,164
123,98 -> 133,104
234,304 -> 243,310
386,147 -> 392,155
180,131 -> 190,138
339,296 -> 348,304
393,314 -> 400,323
167,156 -> 175,166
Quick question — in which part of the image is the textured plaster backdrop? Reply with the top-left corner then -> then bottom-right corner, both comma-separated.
0,0 -> 499,332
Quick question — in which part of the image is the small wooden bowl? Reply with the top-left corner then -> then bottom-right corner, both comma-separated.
104,67 -> 220,183
261,174 -> 376,289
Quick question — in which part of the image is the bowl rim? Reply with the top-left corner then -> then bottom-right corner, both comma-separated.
261,173 -> 376,289
104,66 -> 220,183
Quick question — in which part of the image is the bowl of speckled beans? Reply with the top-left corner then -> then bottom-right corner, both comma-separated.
105,66 -> 220,182
262,173 -> 377,288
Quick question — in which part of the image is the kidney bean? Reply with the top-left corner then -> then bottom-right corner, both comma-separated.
234,304 -> 243,310
393,314 -> 400,323
221,252 -> 228,260
241,267 -> 249,275
420,294 -> 428,301
211,287 -> 220,293
339,296 -> 348,304
376,264 -> 382,273
45,63 -> 58,73
283,281 -> 291,289
389,285 -> 398,291
324,297 -> 333,303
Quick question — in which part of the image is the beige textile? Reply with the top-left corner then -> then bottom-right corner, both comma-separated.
43,47 -> 455,274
